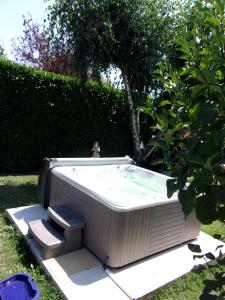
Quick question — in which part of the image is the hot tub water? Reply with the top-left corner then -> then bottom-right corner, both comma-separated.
57,164 -> 176,210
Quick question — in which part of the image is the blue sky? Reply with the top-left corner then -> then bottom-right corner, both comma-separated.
0,0 -> 49,59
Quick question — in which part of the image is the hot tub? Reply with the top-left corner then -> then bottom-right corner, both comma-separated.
40,157 -> 200,267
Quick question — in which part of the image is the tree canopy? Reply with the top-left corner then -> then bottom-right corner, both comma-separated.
47,0 -> 190,161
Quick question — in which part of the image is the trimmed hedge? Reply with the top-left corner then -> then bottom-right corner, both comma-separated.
0,58 -> 132,172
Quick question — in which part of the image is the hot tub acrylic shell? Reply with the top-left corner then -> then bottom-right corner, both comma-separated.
42,158 -> 201,268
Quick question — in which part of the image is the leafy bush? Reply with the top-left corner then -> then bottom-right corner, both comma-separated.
143,1 -> 225,296
0,58 -> 132,172
144,0 -> 225,225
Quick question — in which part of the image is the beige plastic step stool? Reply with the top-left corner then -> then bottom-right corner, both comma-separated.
28,205 -> 85,259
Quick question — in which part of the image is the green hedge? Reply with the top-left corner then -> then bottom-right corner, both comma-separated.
0,58 -> 132,172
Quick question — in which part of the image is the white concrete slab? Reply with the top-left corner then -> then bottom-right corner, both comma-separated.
28,239 -> 129,300
29,239 -> 129,300
6,204 -> 225,300
6,205 -> 130,299
6,204 -> 47,236
106,231 -> 225,299
44,248 -> 100,277
51,266 -> 130,300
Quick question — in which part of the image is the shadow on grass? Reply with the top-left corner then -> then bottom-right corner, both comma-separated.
0,182 -> 38,212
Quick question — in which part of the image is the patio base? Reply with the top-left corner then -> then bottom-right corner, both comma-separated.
6,204 -> 225,300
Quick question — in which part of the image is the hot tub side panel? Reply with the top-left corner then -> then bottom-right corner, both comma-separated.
147,203 -> 200,256
49,174 -> 200,268
103,203 -> 200,267
49,174 -> 128,265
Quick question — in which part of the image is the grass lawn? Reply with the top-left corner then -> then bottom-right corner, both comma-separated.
0,175 -> 64,300
0,174 -> 224,300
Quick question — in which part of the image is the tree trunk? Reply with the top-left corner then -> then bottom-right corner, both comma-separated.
122,70 -> 141,163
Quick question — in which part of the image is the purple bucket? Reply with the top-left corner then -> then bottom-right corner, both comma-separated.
0,273 -> 40,300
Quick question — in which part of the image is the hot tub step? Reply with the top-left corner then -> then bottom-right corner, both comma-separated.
28,219 -> 65,250
48,205 -> 85,231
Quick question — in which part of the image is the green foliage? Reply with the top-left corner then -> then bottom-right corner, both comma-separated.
48,0 -> 182,91
48,0 -> 190,160
0,58 -> 132,172
144,0 -> 225,225
145,3 -> 225,295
